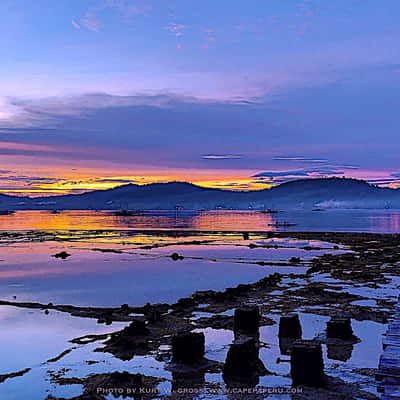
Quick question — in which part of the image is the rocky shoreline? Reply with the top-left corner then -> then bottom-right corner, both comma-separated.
1,231 -> 399,399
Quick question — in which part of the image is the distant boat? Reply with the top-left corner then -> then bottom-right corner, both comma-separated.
114,209 -> 143,216
0,210 -> 14,215
312,208 -> 325,211
268,221 -> 297,227
50,209 -> 61,214
260,209 -> 281,214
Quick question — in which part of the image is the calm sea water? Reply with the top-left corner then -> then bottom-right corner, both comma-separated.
0,210 -> 396,399
0,209 -> 399,232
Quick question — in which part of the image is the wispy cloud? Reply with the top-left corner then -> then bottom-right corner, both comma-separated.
105,0 -> 152,17
202,28 -> 217,47
202,154 -> 243,160
252,165 -> 357,182
77,0 -> 152,32
71,19 -> 81,30
80,12 -> 101,32
273,156 -> 328,163
165,23 -> 186,37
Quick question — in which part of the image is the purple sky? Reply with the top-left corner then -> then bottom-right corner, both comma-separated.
0,0 -> 400,195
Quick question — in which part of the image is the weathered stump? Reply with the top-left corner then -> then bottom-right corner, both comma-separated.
326,316 -> 354,340
234,306 -> 260,334
223,337 -> 266,385
172,332 -> 205,363
291,340 -> 325,387
279,314 -> 302,339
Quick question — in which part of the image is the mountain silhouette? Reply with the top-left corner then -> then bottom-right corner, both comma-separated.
0,178 -> 399,210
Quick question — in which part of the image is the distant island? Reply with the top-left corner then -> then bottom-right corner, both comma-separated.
1,177 -> 399,211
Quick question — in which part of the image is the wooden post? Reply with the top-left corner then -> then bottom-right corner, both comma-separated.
279,314 -> 302,339
172,332 -> 205,363
291,340 -> 325,387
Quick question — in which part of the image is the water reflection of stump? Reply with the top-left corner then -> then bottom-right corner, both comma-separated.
327,342 -> 354,361
279,337 -> 297,356
278,313 -> 302,355
172,370 -> 205,397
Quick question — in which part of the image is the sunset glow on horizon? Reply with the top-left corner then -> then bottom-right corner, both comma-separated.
1,163 -> 399,197
0,1 -> 399,196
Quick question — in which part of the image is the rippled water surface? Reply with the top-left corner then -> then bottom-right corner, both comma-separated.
0,209 -> 399,232
0,212 -> 397,399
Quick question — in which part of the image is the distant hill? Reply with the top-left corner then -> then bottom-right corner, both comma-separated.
0,178 -> 399,210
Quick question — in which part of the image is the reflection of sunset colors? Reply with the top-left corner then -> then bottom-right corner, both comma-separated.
0,210 -> 275,231
192,211 -> 274,231
1,210 -> 400,233
368,213 -> 400,233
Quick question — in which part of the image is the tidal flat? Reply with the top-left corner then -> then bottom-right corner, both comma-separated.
0,225 -> 398,400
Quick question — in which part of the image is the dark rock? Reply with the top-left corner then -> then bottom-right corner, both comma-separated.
291,340 -> 325,387
83,371 -> 162,398
125,320 -> 149,336
254,273 -> 281,289
213,291 -> 228,303
196,314 -> 233,330
52,251 -> 71,259
171,253 -> 184,261
174,297 -> 196,310
279,314 -> 302,339
233,307 -> 260,334
191,290 -> 215,302
326,316 -> 354,340
172,332 -> 205,363
102,320 -> 150,359
104,371 -> 142,386
223,284 -> 251,299
146,308 -> 162,323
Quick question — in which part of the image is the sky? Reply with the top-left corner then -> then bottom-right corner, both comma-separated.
1,0 -> 400,196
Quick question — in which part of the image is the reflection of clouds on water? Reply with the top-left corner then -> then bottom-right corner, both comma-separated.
192,211 -> 273,231
1,209 -> 400,232
367,212 -> 400,233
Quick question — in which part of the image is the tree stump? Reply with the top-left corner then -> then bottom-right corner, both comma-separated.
172,332 -> 205,363
291,340 -> 325,387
